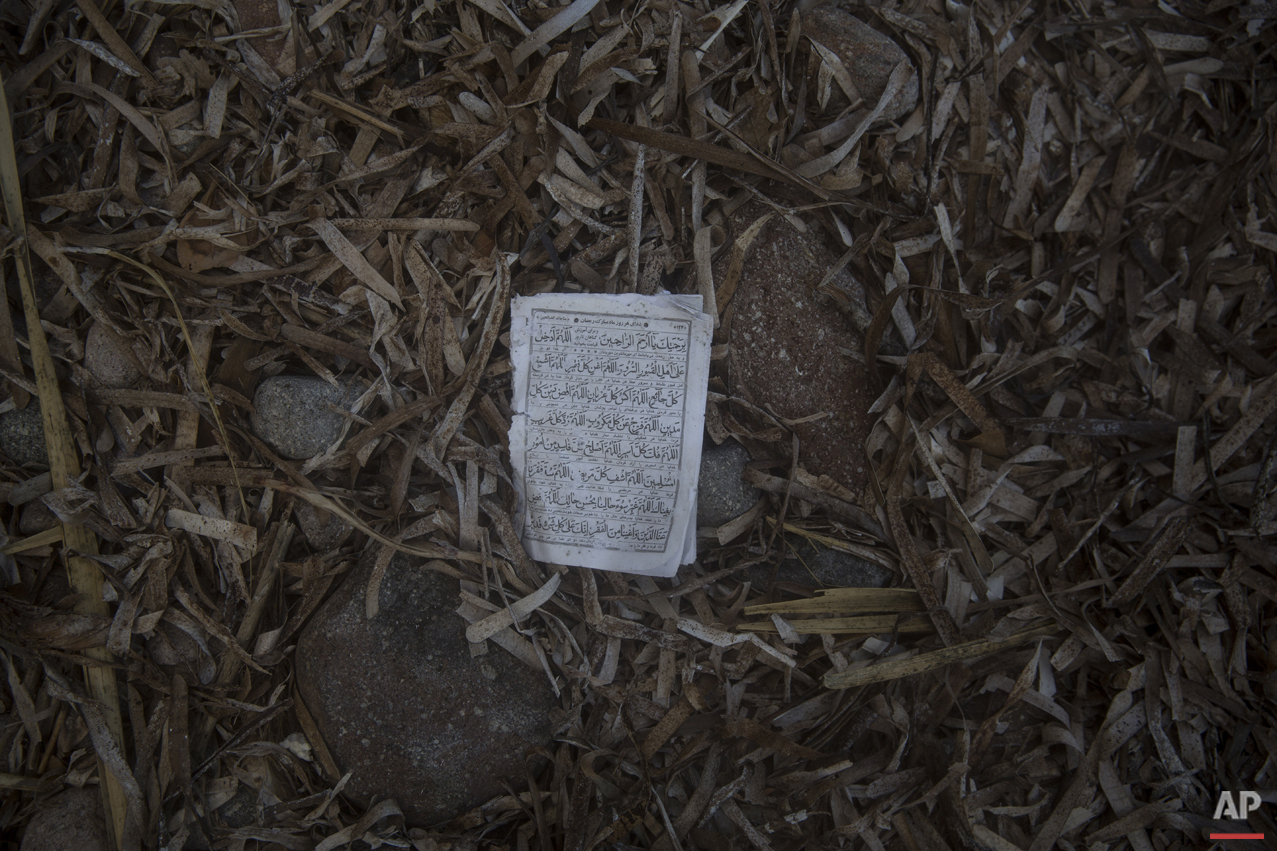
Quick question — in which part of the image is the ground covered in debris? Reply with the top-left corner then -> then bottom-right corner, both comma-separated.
0,0 -> 1275,848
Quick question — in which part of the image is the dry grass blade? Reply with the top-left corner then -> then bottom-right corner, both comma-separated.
741,615 -> 934,635
0,71 -> 129,850
76,247 -> 249,517
823,626 -> 1059,689
743,587 -> 924,616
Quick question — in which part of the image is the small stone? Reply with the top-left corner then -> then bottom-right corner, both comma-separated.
0,403 -> 48,469
252,376 -> 364,461
698,441 -> 762,527
20,788 -> 109,851
218,784 -> 261,828
19,500 -> 57,536
295,502 -> 352,552
747,539 -> 894,589
296,554 -> 559,823
83,323 -> 142,389
726,203 -> 875,493
786,540 -> 894,588
804,5 -> 919,122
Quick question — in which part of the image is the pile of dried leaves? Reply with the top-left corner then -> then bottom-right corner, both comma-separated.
0,0 -> 1274,848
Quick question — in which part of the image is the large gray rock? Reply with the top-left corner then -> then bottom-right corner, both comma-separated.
20,788 -> 108,851
748,539 -> 894,589
83,323 -> 141,389
296,554 -> 560,824
698,441 -> 762,527
0,403 -> 47,468
804,5 -> 919,122
251,375 -> 363,460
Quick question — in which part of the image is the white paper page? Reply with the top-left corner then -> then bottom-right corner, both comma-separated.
508,293 -> 713,577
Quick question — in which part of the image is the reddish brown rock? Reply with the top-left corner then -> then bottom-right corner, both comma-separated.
726,206 -> 875,494
233,0 -> 287,70
803,5 -> 919,122
296,554 -> 559,824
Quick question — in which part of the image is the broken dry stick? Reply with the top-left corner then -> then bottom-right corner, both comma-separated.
740,615 -> 934,635
743,587 -> 924,616
0,71 -> 129,849
822,624 -> 1058,689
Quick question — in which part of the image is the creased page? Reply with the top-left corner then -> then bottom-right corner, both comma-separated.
509,293 -> 713,577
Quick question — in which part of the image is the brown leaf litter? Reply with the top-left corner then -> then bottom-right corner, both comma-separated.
0,0 -> 1274,848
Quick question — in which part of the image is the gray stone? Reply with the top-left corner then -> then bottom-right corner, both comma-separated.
747,539 -> 893,589
218,784 -> 261,828
0,403 -> 48,468
295,502 -> 352,552
804,5 -> 919,123
698,441 -> 762,527
296,554 -> 559,824
20,788 -> 108,851
251,375 -> 364,460
19,500 -> 57,536
83,323 -> 142,389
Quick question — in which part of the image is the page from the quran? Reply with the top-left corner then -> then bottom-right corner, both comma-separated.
508,293 -> 713,577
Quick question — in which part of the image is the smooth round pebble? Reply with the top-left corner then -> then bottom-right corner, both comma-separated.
698,441 -> 762,527
19,500 -> 57,535
84,323 -> 142,389
0,403 -> 48,468
252,375 -> 364,460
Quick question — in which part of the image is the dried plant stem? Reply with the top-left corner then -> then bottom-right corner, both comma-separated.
0,75 -> 128,850
196,521 -> 295,741
822,624 -> 1058,689
36,703 -> 67,774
